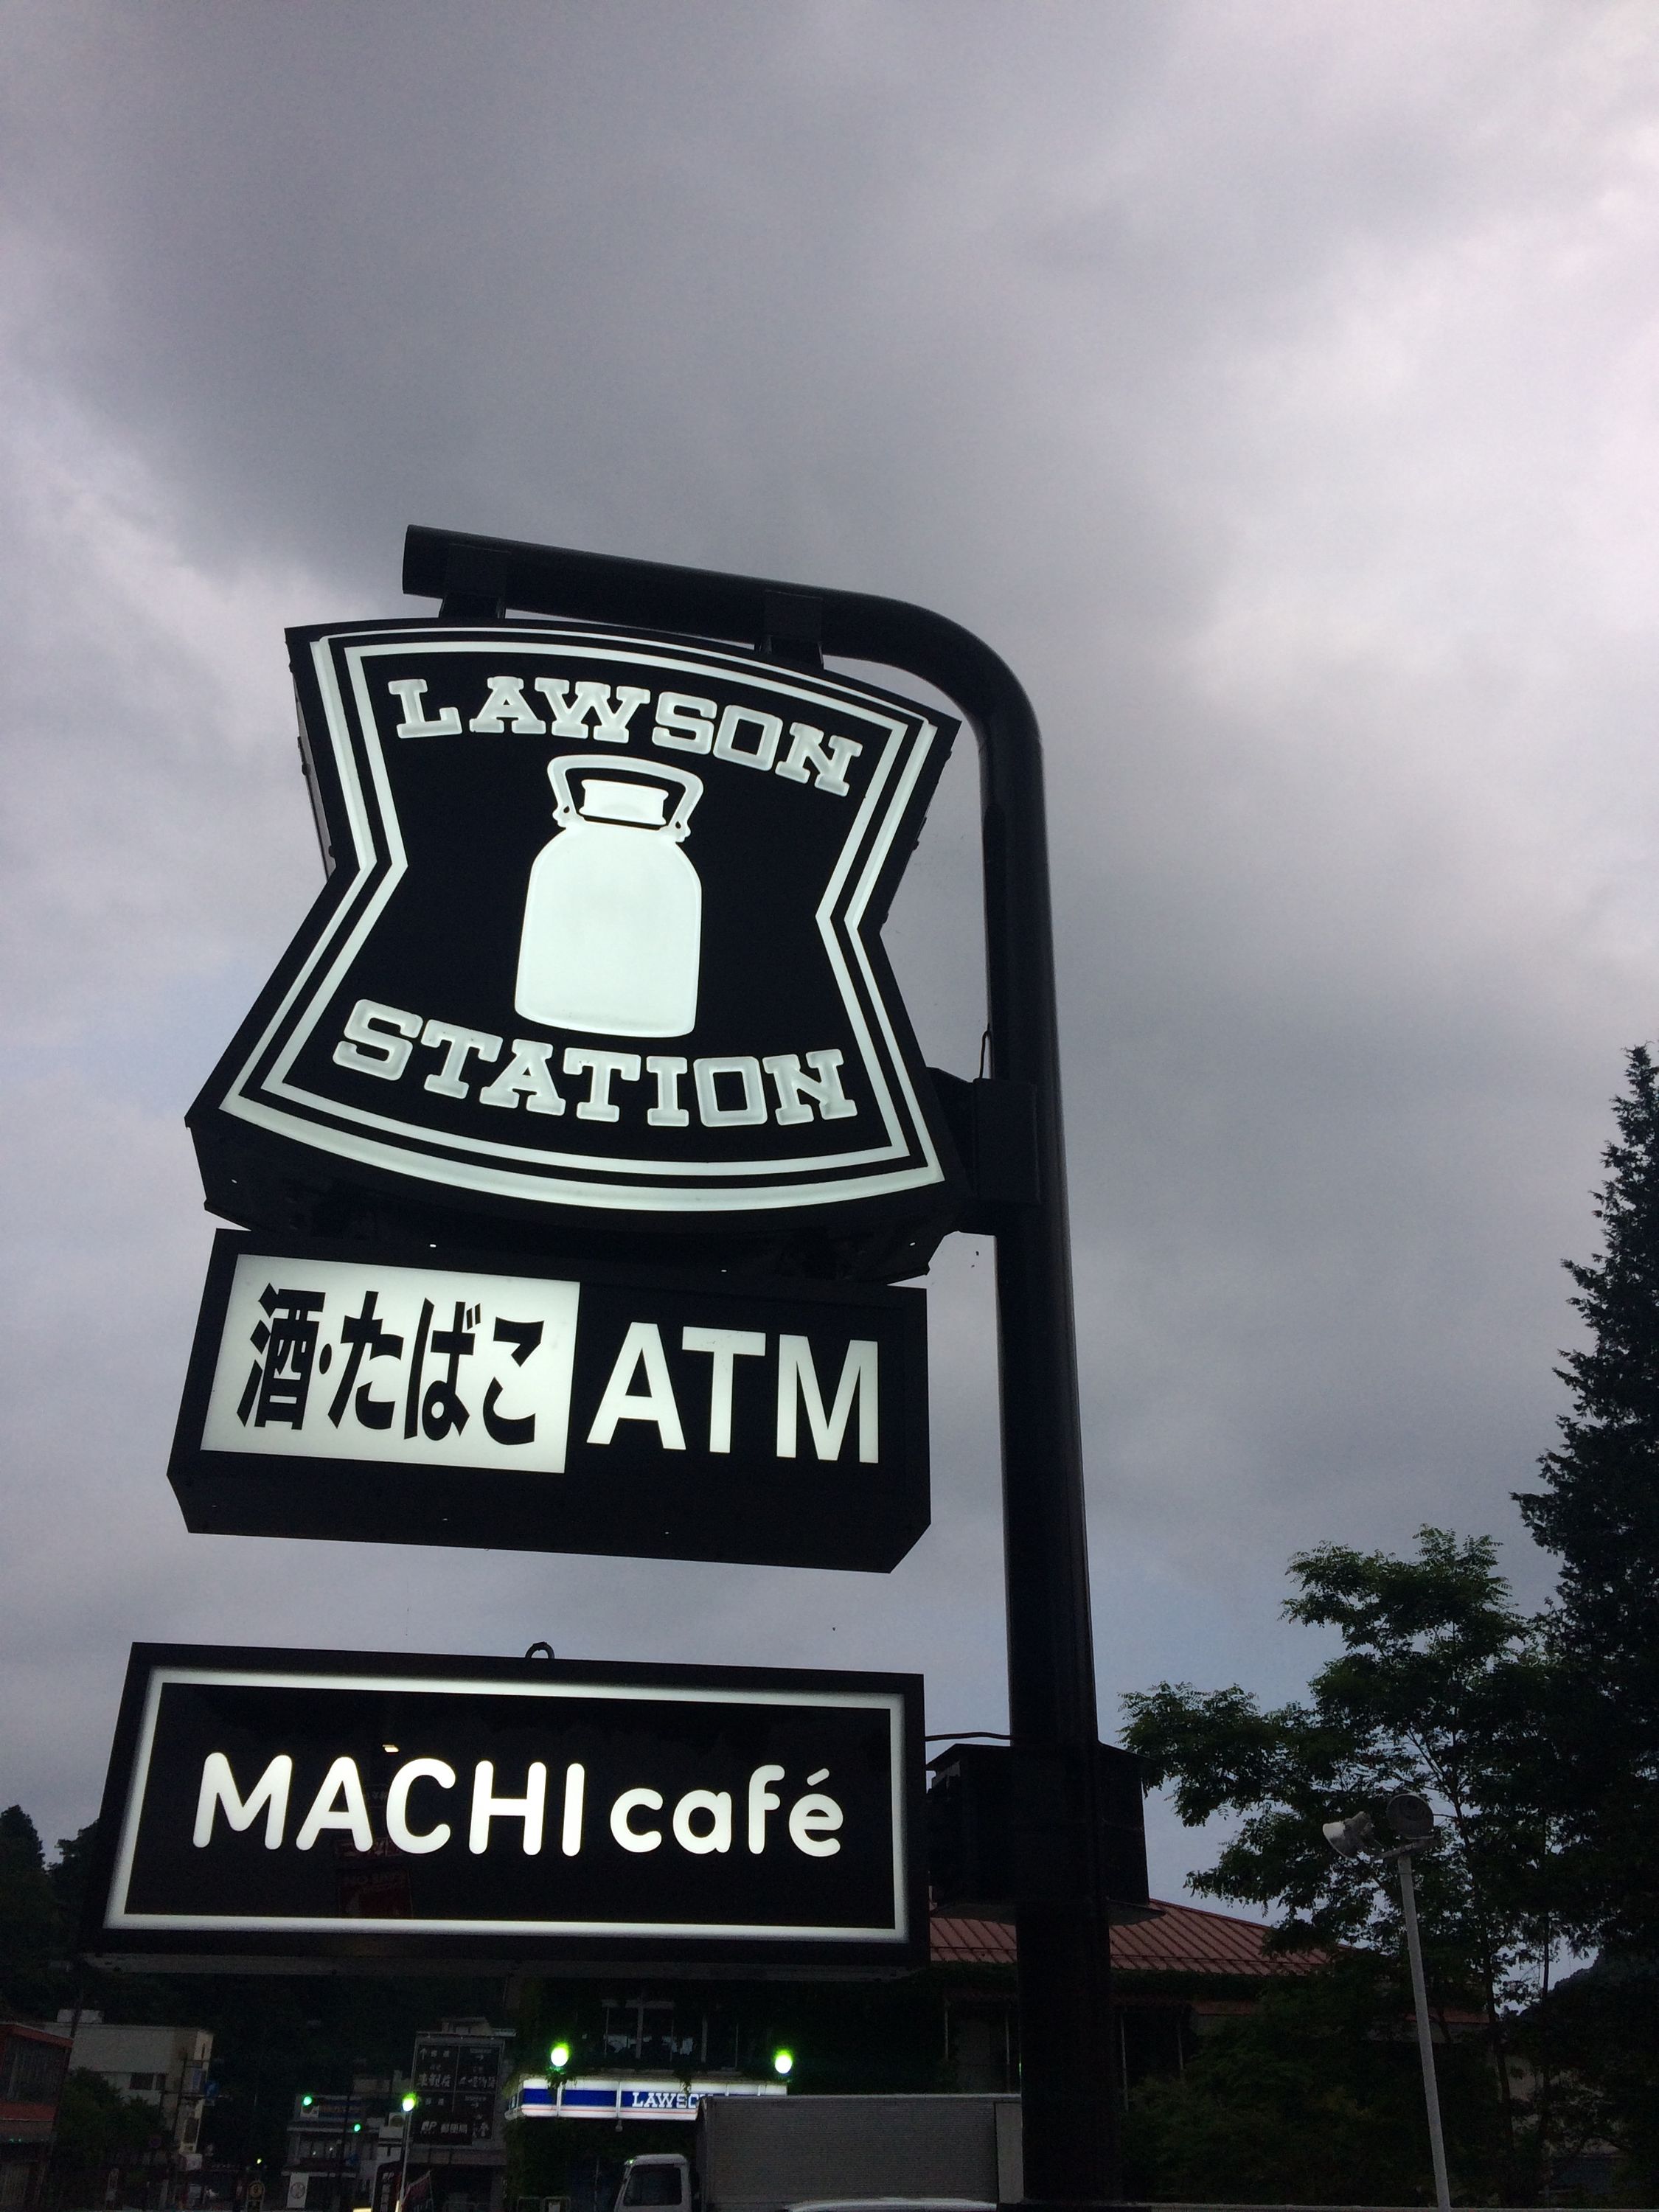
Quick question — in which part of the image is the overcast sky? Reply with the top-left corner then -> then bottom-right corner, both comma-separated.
4,1 -> 1658,1909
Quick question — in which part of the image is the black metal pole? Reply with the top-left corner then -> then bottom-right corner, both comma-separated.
400,526 -> 1119,2204
336,2103 -> 346,2212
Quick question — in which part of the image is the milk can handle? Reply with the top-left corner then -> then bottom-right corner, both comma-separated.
546,754 -> 703,841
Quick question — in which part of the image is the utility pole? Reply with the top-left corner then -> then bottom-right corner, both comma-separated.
393,2097 -> 418,2212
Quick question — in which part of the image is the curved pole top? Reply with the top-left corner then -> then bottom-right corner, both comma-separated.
402,523 -> 1039,764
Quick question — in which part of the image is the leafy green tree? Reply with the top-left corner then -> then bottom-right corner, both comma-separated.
50,2068 -> 157,2168
1514,1952 -> 1659,2202
1122,1954 -> 1503,2206
1121,1529 -> 1564,2200
1517,1042 -> 1659,1953
46,1821 -> 100,1946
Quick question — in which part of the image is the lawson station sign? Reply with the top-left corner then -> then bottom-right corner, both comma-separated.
168,614 -> 954,1573
90,562 -> 961,1987
189,622 -> 961,1251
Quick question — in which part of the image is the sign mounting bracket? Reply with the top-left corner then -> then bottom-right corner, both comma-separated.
759,588 -> 824,669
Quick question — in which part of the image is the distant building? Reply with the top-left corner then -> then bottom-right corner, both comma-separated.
63,2017 -> 214,2158
0,2018 -> 72,2210
503,1898 -> 1336,2140
932,1895 -> 1335,2090
369,2025 -> 509,2212
281,2079 -> 395,2212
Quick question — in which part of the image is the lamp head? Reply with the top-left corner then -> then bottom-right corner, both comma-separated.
1322,1809 -> 1378,1858
1387,1790 -> 1436,1843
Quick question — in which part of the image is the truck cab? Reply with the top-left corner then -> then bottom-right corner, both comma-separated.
613,2154 -> 695,2212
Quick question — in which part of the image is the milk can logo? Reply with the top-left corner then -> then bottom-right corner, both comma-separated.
191,623 -> 960,1237
518,757 -> 705,1036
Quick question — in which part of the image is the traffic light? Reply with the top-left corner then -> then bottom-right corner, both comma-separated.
300,2096 -> 315,2111
771,2048 -> 793,2078
548,2042 -> 571,2072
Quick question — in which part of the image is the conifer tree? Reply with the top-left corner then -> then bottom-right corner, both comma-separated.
0,1804 -> 64,2017
1517,1043 -> 1659,1950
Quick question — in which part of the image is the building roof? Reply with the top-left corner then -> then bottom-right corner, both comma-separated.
931,1898 -> 1332,1978
0,2020 -> 72,2048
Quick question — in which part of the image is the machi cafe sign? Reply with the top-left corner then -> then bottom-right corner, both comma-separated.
189,623 -> 962,1259
80,1645 -> 925,1976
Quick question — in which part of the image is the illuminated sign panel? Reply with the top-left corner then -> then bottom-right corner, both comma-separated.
189,624 -> 960,1258
167,1232 -> 928,1571
507,2074 -> 785,2121
81,1646 -> 925,1976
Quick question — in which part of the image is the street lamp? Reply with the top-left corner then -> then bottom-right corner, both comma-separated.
1324,1791 -> 1450,2212
327,2097 -> 361,2212
394,2096 -> 419,2212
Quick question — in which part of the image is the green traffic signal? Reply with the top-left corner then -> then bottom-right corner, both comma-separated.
772,2048 -> 794,2077
549,2042 -> 571,2072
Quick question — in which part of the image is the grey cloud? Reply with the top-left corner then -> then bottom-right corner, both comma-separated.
2,3 -> 1655,1913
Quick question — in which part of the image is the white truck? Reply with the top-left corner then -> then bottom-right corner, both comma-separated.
612,2094 -> 1022,2212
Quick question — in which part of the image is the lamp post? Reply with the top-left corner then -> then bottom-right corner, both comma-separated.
331,2101 -> 347,2212
393,2097 -> 418,2212
1324,1792 -> 1450,2212
338,2117 -> 361,2212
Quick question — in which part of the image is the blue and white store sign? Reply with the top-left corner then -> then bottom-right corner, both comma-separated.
507,2076 -> 785,2124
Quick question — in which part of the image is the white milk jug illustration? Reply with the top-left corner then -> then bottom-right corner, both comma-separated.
515,756 -> 703,1036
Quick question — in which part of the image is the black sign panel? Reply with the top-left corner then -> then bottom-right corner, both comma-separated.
167,1232 -> 928,1571
80,1646 -> 925,1977
189,622 -> 961,1270
408,2036 -> 504,2148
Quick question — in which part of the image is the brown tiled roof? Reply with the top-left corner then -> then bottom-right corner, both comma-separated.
931,1899 -> 1331,1978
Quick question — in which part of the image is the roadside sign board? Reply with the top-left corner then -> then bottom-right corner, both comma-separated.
167,1231 -> 928,1571
79,1645 -> 925,1977
189,622 -> 961,1268
408,2034 -> 505,2148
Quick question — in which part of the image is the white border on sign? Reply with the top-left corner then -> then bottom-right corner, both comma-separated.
106,1666 -> 911,1945
218,629 -> 946,1214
